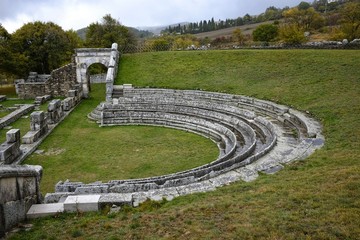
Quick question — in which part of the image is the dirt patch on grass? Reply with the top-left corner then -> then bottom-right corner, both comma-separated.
43,148 -> 66,156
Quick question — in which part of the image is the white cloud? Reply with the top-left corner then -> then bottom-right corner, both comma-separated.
0,0 -> 306,33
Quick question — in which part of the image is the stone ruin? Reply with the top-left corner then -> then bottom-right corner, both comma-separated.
0,164 -> 42,237
47,99 -> 64,124
0,129 -> 21,164
1,44 -> 119,237
0,86 -> 84,236
15,43 -> 119,100
22,111 -> 48,144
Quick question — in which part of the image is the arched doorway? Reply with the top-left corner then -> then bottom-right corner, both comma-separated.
74,43 -> 119,98
87,63 -> 108,93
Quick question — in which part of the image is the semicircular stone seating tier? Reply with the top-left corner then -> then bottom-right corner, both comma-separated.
51,85 -> 324,206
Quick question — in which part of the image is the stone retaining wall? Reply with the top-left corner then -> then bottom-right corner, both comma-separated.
0,165 -> 42,238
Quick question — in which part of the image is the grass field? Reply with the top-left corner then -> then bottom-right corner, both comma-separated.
9,49 -> 360,239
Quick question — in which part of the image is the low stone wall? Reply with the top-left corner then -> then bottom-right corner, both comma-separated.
90,74 -> 107,83
15,81 -> 48,100
15,63 -> 77,100
0,104 -> 35,129
0,165 -> 42,238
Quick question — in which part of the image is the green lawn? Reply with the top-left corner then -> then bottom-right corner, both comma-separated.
10,49 -> 360,240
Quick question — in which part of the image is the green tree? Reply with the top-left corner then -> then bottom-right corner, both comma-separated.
339,2 -> 360,40
86,14 -> 136,48
264,6 -> 283,20
0,24 -> 17,80
298,1 -> 311,10
253,24 -> 279,42
10,21 -> 76,76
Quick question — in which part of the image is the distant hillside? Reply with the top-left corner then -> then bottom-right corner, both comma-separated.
194,21 -> 275,40
138,22 -> 189,35
77,27 -> 87,40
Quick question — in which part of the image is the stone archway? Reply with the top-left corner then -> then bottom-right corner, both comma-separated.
75,43 -> 119,98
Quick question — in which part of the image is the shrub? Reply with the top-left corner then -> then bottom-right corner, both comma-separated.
252,24 -> 279,42
279,24 -> 306,45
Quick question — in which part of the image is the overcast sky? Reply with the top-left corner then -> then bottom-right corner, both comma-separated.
1,0 -> 308,33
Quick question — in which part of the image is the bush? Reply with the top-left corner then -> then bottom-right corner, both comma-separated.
252,24 -> 279,42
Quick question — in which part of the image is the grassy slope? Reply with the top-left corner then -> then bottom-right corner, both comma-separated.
10,49 -> 360,240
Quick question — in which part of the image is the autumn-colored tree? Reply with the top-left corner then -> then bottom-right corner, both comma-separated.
279,24 -> 307,45
339,1 -> 360,40
283,6 -> 325,31
232,28 -> 245,45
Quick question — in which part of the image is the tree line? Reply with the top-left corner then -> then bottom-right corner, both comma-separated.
162,7 -> 284,35
0,14 -> 137,82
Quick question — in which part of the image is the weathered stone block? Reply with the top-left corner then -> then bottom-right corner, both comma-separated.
48,99 -> 61,112
6,129 -> 20,143
64,195 -> 101,213
0,129 -> 21,164
22,131 -> 39,144
67,90 -> 77,98
3,200 -> 26,232
62,97 -> 74,111
30,111 -> 46,131
27,203 -> 64,219
0,178 -> 17,204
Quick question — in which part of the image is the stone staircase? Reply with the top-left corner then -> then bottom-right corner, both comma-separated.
87,104 -> 103,122
112,88 -> 123,98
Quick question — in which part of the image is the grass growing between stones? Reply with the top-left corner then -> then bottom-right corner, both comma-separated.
24,83 -> 218,193
0,98 -> 40,142
9,49 -> 360,239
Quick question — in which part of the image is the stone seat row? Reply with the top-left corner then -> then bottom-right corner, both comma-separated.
121,88 -> 313,138
101,101 -> 273,156
104,98 -> 276,152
